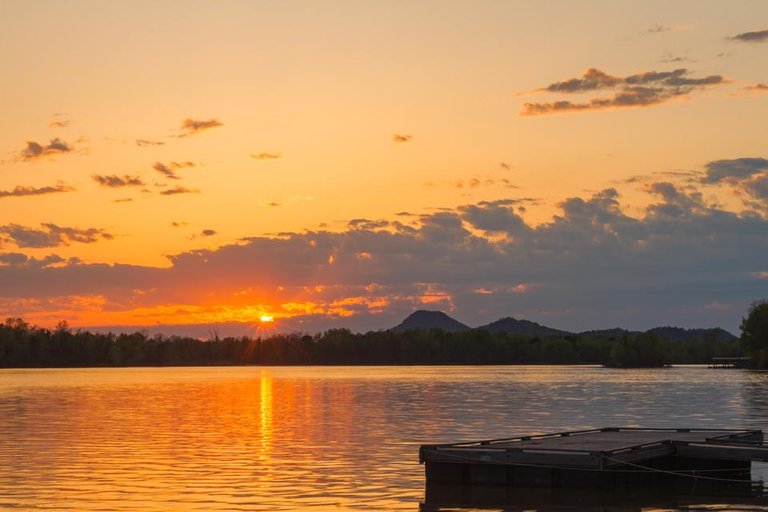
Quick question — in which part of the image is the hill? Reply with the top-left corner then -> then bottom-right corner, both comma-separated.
390,310 -> 470,333
478,317 -> 571,337
646,326 -> 736,342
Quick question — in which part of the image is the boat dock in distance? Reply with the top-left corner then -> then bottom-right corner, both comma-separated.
420,427 -> 768,488
709,357 -> 751,369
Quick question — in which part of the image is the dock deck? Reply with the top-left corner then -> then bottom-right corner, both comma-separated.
420,427 -> 768,487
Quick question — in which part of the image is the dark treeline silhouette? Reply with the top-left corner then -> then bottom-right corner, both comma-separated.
0,317 -> 742,368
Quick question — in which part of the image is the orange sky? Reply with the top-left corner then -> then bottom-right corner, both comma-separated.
1,1 -> 767,334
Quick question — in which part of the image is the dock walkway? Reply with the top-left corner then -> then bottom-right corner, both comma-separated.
420,427 -> 768,487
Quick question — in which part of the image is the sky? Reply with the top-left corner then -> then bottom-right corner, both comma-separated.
1,0 -> 767,336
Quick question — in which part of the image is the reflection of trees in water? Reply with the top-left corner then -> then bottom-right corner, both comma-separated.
743,372 -> 768,427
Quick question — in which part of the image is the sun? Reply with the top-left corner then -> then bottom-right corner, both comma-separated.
259,314 -> 274,323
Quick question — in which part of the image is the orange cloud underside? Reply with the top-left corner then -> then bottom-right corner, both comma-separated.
0,294 -> 394,328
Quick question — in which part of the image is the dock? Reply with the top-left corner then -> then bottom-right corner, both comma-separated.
709,357 -> 751,369
420,427 -> 768,488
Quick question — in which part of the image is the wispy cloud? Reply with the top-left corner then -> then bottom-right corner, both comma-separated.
0,184 -> 75,199
136,139 -> 165,147
152,161 -> 196,180
647,23 -> 670,34
646,23 -> 692,35
18,138 -> 74,160
48,120 -> 70,128
0,223 -> 114,248
660,51 -> 694,64
393,134 -> 412,142
522,68 -> 724,116
425,175 -> 518,190
251,152 -> 282,160
730,29 -> 768,43
201,229 -> 216,237
178,118 -> 223,137
160,186 -> 199,196
92,175 -> 145,188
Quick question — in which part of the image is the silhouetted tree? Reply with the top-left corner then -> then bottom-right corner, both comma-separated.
742,299 -> 768,368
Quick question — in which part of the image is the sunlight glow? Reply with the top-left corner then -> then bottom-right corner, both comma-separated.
259,315 -> 274,323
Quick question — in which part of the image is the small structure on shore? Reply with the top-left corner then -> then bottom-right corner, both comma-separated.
709,357 -> 751,369
420,427 -> 768,487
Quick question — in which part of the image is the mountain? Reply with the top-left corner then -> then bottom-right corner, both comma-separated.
389,311 -> 737,341
579,328 -> 637,339
391,310 -> 470,333
478,317 -> 572,337
646,326 -> 736,342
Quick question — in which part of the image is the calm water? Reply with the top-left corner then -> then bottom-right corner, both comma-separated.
0,366 -> 767,511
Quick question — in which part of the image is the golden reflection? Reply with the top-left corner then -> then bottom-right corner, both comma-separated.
259,371 -> 273,461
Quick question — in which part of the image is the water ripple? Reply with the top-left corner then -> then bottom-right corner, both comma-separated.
0,366 -> 766,510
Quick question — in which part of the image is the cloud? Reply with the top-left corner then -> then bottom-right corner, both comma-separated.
522,68 -> 724,116
543,68 -> 622,93
201,229 -> 216,237
647,24 -> 670,34
0,253 -> 69,268
160,186 -> 199,196
0,184 -> 75,199
18,138 -> 74,160
0,224 -> 114,248
660,52 -> 694,64
113,198 -> 133,203
135,139 -> 165,147
425,175 -> 517,190
646,23 -> 692,35
393,134 -> 412,142
2,178 -> 767,335
178,118 -> 223,137
703,158 -> 768,183
747,83 -> 768,92
48,120 -> 70,128
702,157 -> 768,210
730,29 -> 768,43
92,175 -> 145,188
152,161 -> 196,180
251,153 -> 281,160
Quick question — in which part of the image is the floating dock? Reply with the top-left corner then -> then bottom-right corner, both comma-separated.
420,427 -> 768,487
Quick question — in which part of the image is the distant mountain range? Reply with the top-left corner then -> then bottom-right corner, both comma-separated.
391,310 -> 736,341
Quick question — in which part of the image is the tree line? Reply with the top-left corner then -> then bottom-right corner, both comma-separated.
0,317 -> 745,368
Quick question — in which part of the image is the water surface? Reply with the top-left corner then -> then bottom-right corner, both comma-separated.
0,365 -> 766,510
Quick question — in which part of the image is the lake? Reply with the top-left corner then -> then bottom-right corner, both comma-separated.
0,366 -> 766,511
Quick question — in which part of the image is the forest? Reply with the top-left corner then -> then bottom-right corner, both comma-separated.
0,317 -> 743,368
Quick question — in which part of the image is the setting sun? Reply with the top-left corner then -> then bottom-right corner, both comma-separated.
259,315 -> 274,323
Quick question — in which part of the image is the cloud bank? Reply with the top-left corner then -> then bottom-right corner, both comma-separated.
1,159 -> 766,334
